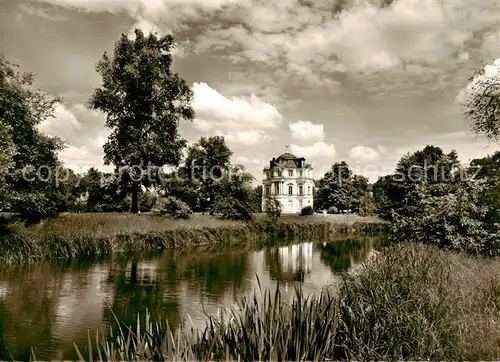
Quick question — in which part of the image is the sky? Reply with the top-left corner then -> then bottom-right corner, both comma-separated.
1,0 -> 500,183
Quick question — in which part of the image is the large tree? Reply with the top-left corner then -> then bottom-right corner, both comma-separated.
374,145 -> 459,220
182,136 -> 232,212
315,161 -> 368,213
88,29 -> 194,213
0,56 -> 65,222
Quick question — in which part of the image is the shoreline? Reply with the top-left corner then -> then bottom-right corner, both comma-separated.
1,213 -> 387,263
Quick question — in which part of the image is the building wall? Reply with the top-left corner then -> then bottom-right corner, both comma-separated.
261,166 -> 315,214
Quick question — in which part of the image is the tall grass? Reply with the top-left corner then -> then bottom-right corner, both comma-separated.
1,213 -> 385,263
59,243 -> 500,361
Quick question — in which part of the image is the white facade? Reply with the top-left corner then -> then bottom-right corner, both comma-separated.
261,148 -> 315,213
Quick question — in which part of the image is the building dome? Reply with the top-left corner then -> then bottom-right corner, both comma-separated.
277,152 -> 296,160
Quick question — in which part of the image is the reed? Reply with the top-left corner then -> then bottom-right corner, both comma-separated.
59,243 -> 500,361
1,213 -> 384,263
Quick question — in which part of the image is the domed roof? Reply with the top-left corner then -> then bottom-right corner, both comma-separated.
277,152 -> 296,160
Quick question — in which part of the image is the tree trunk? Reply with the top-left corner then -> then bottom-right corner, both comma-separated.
130,182 -> 139,213
131,260 -> 137,284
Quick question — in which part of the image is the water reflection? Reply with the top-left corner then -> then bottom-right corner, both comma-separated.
0,236 -> 384,360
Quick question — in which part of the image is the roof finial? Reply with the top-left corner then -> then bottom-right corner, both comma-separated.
285,144 -> 290,153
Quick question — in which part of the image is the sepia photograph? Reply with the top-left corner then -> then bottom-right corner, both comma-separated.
0,0 -> 500,360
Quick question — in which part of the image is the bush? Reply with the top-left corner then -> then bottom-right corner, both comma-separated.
139,191 -> 157,213
300,205 -> 314,216
357,196 -> 376,216
152,196 -> 192,219
12,192 -> 59,225
389,179 -> 500,256
211,196 -> 254,221
265,196 -> 281,223
328,206 -> 338,214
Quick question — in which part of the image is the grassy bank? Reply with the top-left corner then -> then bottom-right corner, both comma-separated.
0,213 -> 385,263
65,243 -> 500,361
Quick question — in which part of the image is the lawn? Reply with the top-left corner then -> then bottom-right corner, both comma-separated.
15,212 -> 380,238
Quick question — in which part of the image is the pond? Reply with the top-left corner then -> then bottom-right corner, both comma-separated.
0,235 -> 386,360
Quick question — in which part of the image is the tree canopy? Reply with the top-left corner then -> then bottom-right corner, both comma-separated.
88,29 -> 194,213
0,56 -> 66,222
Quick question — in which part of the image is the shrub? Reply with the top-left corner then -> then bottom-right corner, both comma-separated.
12,192 -> 59,225
357,196 -> 376,216
139,191 -> 157,212
389,178 -> 500,256
300,205 -> 314,216
211,196 -> 254,221
328,206 -> 338,214
265,196 -> 281,223
152,196 -> 192,219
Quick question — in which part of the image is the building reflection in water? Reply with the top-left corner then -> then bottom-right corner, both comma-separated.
0,237 -> 383,360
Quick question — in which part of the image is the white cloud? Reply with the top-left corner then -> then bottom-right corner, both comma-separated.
191,82 -> 282,145
19,3 -> 68,21
455,58 -> 500,105
349,145 -> 380,162
290,142 -> 336,158
38,103 -> 82,139
219,130 -> 273,146
234,156 -> 261,165
289,120 -> 324,141
196,0 -> 500,78
36,0 -> 252,35
192,82 -> 283,130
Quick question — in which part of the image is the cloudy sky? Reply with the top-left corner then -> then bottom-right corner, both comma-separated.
2,0 -> 500,182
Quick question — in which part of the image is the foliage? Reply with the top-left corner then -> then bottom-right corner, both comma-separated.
265,196 -> 282,223
460,61 -> 500,141
152,196 -> 192,219
73,281 -> 337,362
3,213 -> 339,262
300,205 -> 314,216
81,168 -> 129,212
210,164 -> 257,221
357,195 -> 377,217
211,196 -> 253,221
0,56 -> 66,223
389,171 -> 500,256
335,243 -> 500,360
139,190 -> 157,212
0,123 -> 13,210
315,162 -> 369,213
181,136 -> 233,212
328,206 -> 339,214
374,146 -> 459,220
88,29 -> 194,213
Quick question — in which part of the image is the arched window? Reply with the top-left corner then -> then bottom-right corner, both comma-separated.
288,184 -> 293,195
299,184 -> 303,195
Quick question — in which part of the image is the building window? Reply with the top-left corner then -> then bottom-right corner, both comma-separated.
266,171 -> 269,179
288,170 -> 293,177
308,185 -> 311,194
278,169 -> 282,177
288,184 -> 293,195
299,185 -> 303,195
274,183 -> 279,194
265,186 -> 270,196
299,170 -> 303,177
299,200 -> 303,209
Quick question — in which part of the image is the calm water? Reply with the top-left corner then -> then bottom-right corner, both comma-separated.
0,236 -> 385,360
